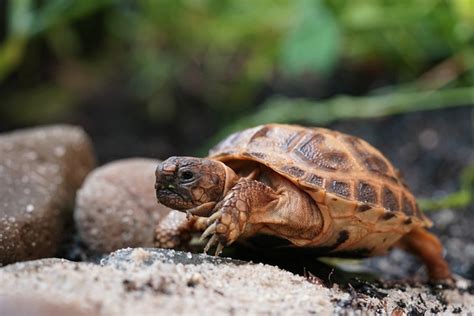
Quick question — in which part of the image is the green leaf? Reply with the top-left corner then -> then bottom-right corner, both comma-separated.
280,0 -> 341,75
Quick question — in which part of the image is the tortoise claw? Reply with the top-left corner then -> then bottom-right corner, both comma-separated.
207,210 -> 221,225
185,210 -> 192,220
200,222 -> 217,241
203,234 -> 218,253
215,242 -> 224,256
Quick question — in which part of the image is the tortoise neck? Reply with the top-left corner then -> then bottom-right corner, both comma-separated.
217,161 -> 240,197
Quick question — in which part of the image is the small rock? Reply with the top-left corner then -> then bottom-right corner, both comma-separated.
74,159 -> 171,253
0,125 -> 95,265
100,247 -> 246,268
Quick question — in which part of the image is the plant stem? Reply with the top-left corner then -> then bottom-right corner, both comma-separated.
205,87 -> 473,151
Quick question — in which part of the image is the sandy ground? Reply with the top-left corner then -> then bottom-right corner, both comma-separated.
0,248 -> 472,315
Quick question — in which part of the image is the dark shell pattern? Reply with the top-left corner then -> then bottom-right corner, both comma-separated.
209,124 -> 431,255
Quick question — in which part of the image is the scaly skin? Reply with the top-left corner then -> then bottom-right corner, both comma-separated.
200,179 -> 279,254
155,211 -> 208,250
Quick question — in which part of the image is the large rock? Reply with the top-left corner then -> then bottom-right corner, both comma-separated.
0,248 -> 472,315
0,125 -> 96,265
75,159 -> 171,253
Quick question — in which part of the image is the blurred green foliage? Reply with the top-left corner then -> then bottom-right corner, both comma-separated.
1,0 -> 473,125
0,0 -> 472,210
328,0 -> 474,76
0,0 -> 113,80
419,164 -> 474,211
205,86 -> 474,148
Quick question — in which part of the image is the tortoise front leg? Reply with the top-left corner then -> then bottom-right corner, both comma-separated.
200,179 -> 279,255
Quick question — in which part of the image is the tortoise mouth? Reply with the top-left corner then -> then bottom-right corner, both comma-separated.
155,186 -> 194,210
156,187 -> 183,199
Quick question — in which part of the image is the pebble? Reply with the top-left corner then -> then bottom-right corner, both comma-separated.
74,158 -> 171,253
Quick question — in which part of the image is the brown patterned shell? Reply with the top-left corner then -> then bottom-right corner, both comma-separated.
209,124 -> 430,254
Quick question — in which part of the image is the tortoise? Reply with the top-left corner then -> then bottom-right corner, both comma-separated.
154,124 -> 451,280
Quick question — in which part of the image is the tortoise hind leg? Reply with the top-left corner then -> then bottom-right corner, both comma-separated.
155,211 -> 208,250
397,227 -> 451,281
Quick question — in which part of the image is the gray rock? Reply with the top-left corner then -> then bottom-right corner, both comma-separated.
0,125 -> 95,265
0,248 -> 472,315
75,159 -> 171,253
100,247 -> 246,268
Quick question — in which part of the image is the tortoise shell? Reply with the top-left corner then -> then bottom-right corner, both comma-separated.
209,124 -> 431,255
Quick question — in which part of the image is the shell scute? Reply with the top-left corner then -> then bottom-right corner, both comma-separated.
305,173 -> 324,187
293,133 -> 353,172
327,180 -> 352,199
402,195 -> 415,216
382,187 -> 400,212
281,165 -> 305,178
357,181 -> 378,204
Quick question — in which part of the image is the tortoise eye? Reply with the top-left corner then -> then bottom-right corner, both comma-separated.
180,170 -> 195,181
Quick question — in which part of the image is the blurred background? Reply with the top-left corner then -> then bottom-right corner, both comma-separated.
0,0 -> 473,277
0,0 -> 473,195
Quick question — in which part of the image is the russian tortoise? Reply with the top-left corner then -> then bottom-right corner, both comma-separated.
154,124 -> 451,280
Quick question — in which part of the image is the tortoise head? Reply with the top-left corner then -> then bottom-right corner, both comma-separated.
155,156 -> 228,211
